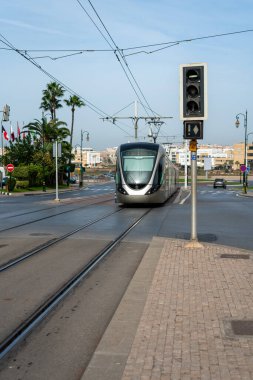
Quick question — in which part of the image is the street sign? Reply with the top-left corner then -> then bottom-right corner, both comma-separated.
183,121 -> 203,139
189,139 -> 197,152
240,164 -> 246,172
204,157 -> 212,171
6,164 -> 14,173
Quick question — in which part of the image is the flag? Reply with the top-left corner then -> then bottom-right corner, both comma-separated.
10,124 -> 15,142
2,125 -> 9,141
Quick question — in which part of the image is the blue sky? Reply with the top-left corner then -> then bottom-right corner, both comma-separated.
1,0 -> 253,150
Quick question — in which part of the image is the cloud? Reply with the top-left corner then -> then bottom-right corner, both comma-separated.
0,18 -> 69,37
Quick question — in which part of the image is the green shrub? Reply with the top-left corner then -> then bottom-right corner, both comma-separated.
16,180 -> 29,189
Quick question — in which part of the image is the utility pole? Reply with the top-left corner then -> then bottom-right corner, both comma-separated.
102,101 -> 172,141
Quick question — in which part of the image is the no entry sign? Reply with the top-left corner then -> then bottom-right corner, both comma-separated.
6,164 -> 15,173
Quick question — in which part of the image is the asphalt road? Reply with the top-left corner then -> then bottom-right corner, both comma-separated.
0,182 -> 252,380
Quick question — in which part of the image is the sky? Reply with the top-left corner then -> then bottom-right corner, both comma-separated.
1,0 -> 253,151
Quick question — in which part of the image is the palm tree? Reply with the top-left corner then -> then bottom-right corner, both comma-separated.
64,95 -> 85,151
40,82 -> 65,120
64,95 -> 85,184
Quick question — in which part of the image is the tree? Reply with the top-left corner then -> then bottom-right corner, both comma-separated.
64,95 -> 85,153
23,118 -> 71,186
4,134 -> 35,166
40,82 -> 65,120
24,117 -> 70,143
64,95 -> 85,184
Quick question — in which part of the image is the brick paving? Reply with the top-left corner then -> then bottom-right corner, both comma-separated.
121,239 -> 253,380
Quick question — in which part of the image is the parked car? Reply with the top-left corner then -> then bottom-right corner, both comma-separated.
1,176 -> 9,186
213,178 -> 227,189
69,176 -> 77,184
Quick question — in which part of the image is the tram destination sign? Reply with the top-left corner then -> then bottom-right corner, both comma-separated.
183,120 -> 203,139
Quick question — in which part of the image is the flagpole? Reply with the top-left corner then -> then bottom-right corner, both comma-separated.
1,120 -> 3,166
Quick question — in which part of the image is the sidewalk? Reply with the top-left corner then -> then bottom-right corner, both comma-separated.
82,237 -> 253,380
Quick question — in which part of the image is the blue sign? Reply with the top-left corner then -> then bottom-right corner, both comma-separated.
191,154 -> 196,160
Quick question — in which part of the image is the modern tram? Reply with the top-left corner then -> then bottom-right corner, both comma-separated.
115,142 -> 179,204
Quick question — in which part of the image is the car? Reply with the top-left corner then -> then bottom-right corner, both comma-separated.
1,176 -> 10,186
69,176 -> 77,184
213,178 -> 227,189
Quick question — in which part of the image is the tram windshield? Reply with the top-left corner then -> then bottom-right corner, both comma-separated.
120,147 -> 158,189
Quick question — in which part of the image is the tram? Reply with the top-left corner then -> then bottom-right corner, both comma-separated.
115,142 -> 178,204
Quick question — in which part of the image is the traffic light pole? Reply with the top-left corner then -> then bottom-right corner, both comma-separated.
191,149 -> 197,241
180,63 -> 207,248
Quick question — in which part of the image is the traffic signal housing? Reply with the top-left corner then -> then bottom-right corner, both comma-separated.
180,63 -> 207,121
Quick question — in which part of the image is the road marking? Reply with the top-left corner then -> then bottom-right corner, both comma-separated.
180,192 -> 191,204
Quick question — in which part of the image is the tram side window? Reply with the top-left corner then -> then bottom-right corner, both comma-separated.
153,156 -> 165,186
115,160 -> 122,185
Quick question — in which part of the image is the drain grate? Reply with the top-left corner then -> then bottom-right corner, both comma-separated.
220,253 -> 249,259
231,320 -> 253,335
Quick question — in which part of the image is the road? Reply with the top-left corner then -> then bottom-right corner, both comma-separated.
0,181 -> 252,380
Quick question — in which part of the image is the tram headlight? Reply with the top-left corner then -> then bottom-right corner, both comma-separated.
145,184 -> 160,195
117,185 -> 128,195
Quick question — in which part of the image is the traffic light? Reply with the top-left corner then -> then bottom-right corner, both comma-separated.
180,63 -> 207,121
2,104 -> 10,121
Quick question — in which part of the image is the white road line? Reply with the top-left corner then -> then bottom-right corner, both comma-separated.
180,192 -> 191,205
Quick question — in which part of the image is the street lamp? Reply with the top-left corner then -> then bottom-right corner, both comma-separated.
75,130 -> 89,187
235,110 -> 248,194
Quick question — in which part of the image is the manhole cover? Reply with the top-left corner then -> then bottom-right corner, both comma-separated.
30,233 -> 52,236
220,254 -> 249,259
231,320 -> 253,335
175,233 -> 217,242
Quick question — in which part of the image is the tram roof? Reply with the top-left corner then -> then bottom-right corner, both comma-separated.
119,142 -> 161,151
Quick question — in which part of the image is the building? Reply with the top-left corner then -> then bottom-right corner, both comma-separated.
100,147 -> 117,166
233,142 -> 253,170
73,147 -> 101,167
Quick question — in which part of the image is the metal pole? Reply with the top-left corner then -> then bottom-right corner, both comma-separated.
55,141 -> 59,201
1,121 -> 3,165
245,110 -> 248,190
134,100 -> 138,140
42,122 -> 46,192
184,140 -> 188,189
80,130 -> 83,187
191,150 -> 197,241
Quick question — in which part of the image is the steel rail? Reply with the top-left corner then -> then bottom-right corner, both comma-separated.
0,207 -> 121,273
0,208 -> 151,360
0,194 -> 114,233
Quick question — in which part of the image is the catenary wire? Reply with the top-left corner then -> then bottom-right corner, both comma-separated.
0,33 -> 132,137
76,0 -> 155,117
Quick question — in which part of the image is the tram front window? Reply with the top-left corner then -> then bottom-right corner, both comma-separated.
121,148 -> 157,189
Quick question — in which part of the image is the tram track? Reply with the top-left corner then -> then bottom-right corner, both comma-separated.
0,208 -> 152,361
0,193 -> 114,233
0,208 -> 122,273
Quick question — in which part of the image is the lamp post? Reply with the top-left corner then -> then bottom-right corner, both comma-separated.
235,110 -> 248,194
246,131 -> 253,177
75,130 -> 89,187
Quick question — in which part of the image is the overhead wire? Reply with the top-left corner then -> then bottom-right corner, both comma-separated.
1,28 -> 252,59
86,0 -> 156,117
76,0 -> 156,117
122,28 -> 253,52
0,33 -> 132,137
